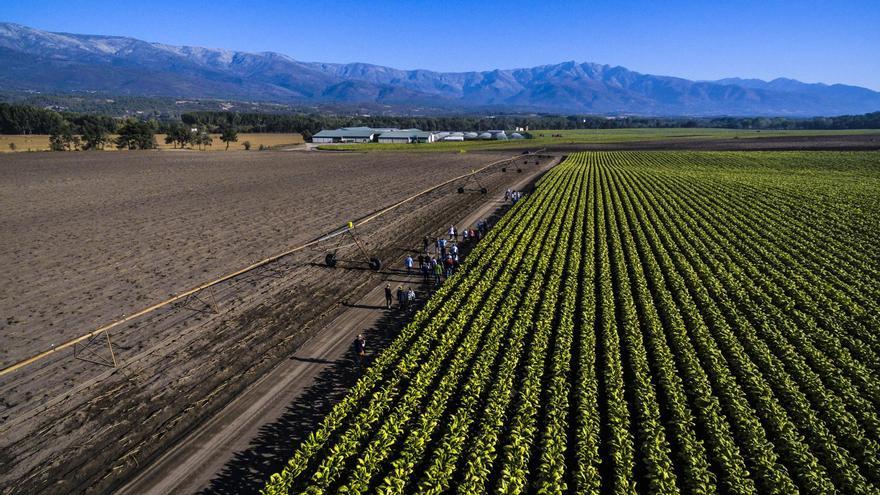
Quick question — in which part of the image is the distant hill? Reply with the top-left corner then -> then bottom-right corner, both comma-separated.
2,22 -> 879,116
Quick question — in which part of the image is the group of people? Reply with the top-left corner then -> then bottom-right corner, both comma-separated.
414,253 -> 457,285
446,222 -> 488,243
356,219 -> 496,370
385,283 -> 416,310
420,222 -> 489,253
505,188 -> 524,203
414,222 -> 491,286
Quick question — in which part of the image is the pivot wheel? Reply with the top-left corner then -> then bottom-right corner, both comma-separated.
325,252 -> 338,268
457,187 -> 465,194
369,258 -> 382,271
480,187 -> 488,194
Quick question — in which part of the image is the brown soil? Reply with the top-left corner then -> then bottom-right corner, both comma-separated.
0,150 -> 554,493
115,160 -> 558,495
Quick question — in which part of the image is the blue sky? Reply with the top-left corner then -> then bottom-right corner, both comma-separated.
4,0 -> 880,89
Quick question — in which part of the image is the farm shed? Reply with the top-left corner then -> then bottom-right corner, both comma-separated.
412,131 -> 436,143
377,129 -> 436,144
312,127 -> 387,143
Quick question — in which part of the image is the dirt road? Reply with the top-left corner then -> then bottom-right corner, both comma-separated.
114,158 -> 558,495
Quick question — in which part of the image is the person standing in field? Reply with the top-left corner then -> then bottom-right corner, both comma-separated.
407,287 -> 416,309
396,285 -> 405,308
384,283 -> 393,309
421,259 -> 430,283
423,236 -> 430,253
433,261 -> 443,286
444,255 -> 454,278
354,333 -> 366,369
404,255 -> 413,274
448,225 -> 456,240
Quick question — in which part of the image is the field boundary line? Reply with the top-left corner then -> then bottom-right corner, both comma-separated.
0,150 -> 547,378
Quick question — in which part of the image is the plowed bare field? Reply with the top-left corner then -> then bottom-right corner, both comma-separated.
0,150 -> 555,493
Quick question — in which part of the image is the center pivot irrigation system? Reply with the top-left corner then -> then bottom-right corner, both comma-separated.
501,155 -> 542,173
321,222 -> 382,271
0,150 -> 548,379
457,169 -> 488,194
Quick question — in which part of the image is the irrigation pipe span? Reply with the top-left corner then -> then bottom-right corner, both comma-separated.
0,150 -> 547,378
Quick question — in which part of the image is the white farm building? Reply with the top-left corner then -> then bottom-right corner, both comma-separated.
377,129 -> 437,144
312,126 -> 529,144
312,127 -> 388,143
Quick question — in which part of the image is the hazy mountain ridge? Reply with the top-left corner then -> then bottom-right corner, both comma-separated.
2,22 -> 879,116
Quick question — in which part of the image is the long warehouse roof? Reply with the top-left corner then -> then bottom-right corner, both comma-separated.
313,128 -> 379,138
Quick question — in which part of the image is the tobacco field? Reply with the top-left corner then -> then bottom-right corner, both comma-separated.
263,151 -> 880,494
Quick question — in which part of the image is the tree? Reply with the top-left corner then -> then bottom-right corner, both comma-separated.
49,122 -> 75,151
0,103 -> 64,134
115,120 -> 156,150
49,132 -> 67,151
187,125 -> 212,150
198,129 -> 213,150
181,113 -> 199,126
81,124 -> 108,150
242,140 -> 251,150
164,123 -> 191,149
70,114 -> 115,150
8,142 -> 16,151
220,123 -> 238,150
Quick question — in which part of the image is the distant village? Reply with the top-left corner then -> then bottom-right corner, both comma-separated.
311,127 -> 531,144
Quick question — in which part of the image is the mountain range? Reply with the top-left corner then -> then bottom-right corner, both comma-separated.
2,22 -> 879,116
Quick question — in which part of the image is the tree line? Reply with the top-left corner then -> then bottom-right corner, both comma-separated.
0,103 -> 239,150
174,110 -> 880,135
1,102 -> 878,151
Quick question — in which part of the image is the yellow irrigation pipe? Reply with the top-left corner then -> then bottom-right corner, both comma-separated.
0,150 -> 547,378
